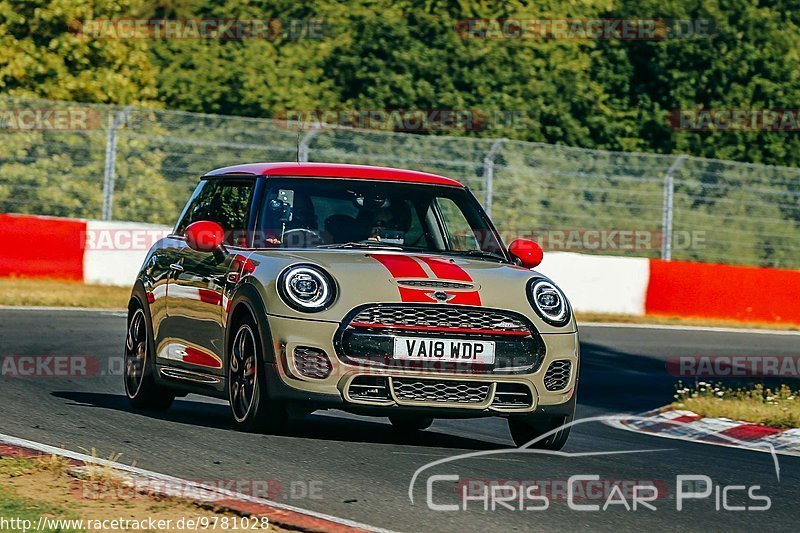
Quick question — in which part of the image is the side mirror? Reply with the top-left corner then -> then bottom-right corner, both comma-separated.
185,221 -> 225,252
508,239 -> 543,269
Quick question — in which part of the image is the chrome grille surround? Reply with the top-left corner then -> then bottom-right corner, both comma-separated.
543,360 -> 572,391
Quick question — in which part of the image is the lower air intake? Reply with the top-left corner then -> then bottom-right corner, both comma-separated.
543,360 -> 572,391
348,376 -> 390,401
392,378 -> 490,404
294,346 -> 332,379
492,383 -> 533,408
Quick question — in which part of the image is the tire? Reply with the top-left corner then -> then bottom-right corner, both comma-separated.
389,415 -> 434,432
124,304 -> 174,411
508,413 -> 574,450
228,314 -> 287,433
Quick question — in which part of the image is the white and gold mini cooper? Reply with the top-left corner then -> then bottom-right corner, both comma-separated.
125,163 -> 579,449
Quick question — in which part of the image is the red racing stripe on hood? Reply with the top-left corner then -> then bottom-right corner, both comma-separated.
368,253 -> 428,278
370,253 -> 482,305
417,256 -> 473,282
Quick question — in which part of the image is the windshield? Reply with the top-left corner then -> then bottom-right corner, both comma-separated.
254,177 -> 506,259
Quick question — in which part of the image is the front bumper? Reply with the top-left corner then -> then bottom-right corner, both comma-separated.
266,314 -> 579,416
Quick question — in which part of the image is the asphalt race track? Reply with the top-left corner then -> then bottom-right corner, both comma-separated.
1,308 -> 798,532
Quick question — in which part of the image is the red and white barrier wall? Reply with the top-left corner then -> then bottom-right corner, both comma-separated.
2,213 -> 800,325
0,214 -> 170,287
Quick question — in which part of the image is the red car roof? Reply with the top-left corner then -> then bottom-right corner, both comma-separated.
203,162 -> 464,187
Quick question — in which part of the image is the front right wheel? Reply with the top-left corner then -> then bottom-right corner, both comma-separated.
508,412 -> 573,450
228,315 -> 287,433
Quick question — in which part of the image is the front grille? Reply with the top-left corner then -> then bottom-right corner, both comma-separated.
351,305 -> 530,335
338,305 -> 545,374
544,360 -> 572,391
392,378 -> 490,404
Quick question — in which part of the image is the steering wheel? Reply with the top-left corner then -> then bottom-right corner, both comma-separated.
282,228 -> 325,247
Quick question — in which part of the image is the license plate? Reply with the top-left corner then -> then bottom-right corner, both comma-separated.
393,337 -> 495,364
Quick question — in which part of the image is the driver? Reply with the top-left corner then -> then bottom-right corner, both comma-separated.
364,199 -> 412,244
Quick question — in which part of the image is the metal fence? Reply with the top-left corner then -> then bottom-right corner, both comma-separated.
2,97 -> 799,268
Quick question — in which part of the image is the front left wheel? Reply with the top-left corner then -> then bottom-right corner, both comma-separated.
124,306 -> 174,411
228,314 -> 287,433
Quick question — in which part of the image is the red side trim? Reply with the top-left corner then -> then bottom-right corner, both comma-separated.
182,346 -> 222,369
197,288 -> 223,306
369,254 -> 428,278
417,256 -> 473,282
0,214 -> 85,281
646,259 -> 800,324
350,321 -> 530,337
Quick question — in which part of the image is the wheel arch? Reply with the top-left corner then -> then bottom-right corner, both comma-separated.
226,282 -> 277,365
128,280 -> 148,315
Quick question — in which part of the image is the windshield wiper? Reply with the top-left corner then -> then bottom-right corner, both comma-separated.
317,242 -> 404,250
450,249 -> 509,262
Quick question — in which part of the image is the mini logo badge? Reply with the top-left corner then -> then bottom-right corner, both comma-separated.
432,291 -> 453,302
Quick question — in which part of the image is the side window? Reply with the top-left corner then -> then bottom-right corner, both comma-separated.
174,179 -> 255,245
435,197 -> 479,251
174,181 -> 207,235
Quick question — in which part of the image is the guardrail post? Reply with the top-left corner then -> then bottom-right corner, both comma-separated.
101,106 -> 134,221
482,138 -> 504,217
661,154 -> 688,261
298,123 -> 321,162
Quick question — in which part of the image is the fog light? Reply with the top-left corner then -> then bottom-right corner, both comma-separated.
294,346 -> 332,379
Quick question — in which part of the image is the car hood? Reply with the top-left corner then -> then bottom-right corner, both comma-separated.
247,249 -> 573,333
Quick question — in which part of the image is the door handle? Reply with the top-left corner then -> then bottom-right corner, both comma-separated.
169,263 -> 184,272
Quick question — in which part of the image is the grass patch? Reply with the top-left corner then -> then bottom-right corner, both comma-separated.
0,278 -> 130,308
0,457 -> 84,532
673,382 -> 800,428
0,453 -> 286,532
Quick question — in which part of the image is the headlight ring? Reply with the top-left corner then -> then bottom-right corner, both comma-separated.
527,278 -> 570,326
277,265 -> 336,312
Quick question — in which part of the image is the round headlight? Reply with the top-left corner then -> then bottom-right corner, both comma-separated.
527,278 -> 570,326
278,265 -> 335,312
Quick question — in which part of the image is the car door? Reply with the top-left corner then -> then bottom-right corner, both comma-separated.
160,177 -> 257,379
